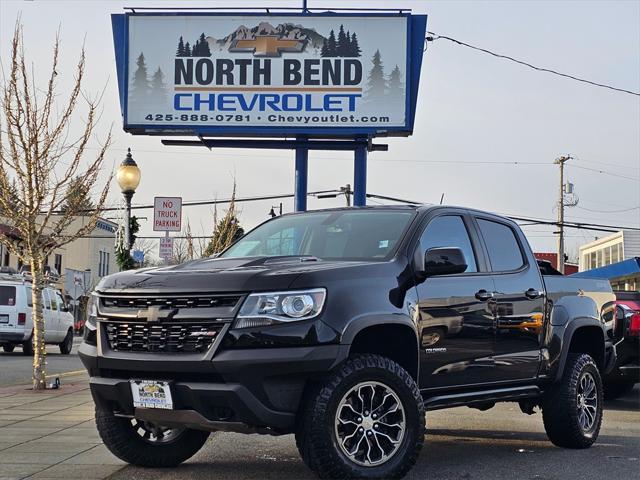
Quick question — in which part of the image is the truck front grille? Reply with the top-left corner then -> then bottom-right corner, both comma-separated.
104,322 -> 222,353
101,295 -> 241,310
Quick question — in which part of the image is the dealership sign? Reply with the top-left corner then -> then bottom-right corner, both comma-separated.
111,12 -> 427,136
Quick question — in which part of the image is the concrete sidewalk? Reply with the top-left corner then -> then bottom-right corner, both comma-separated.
0,373 -> 125,480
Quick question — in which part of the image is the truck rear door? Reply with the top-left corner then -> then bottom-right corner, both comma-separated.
474,216 -> 544,381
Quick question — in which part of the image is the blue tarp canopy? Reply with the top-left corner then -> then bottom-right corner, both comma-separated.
571,257 -> 640,280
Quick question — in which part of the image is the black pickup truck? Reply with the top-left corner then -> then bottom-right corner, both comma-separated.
80,206 -> 616,479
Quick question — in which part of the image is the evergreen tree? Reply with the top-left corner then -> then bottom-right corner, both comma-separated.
321,39 -> 329,57
176,36 -> 185,56
115,217 -> 140,271
337,24 -> 348,56
193,39 -> 201,56
184,41 -> 192,56
131,53 -> 150,101
387,64 -> 404,101
60,177 -> 94,214
365,49 -> 386,100
326,29 -> 337,56
196,33 -> 211,56
350,32 -> 361,57
151,67 -> 167,103
203,184 -> 244,257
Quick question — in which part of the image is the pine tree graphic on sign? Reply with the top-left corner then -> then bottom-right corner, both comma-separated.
130,52 -> 150,108
176,36 -> 186,56
151,67 -> 167,104
365,49 -> 386,101
387,64 -> 404,102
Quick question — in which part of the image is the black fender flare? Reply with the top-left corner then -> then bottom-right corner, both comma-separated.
553,317 -> 605,383
338,314 -> 420,375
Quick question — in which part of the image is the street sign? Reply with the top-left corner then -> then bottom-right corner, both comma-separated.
111,12 -> 427,137
64,268 -> 90,300
153,197 -> 182,232
159,236 -> 174,260
132,249 -> 145,263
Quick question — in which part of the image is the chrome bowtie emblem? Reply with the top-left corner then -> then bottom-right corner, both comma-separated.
137,306 -> 177,323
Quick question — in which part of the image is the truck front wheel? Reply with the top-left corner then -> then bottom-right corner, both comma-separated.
542,353 -> 603,449
95,407 -> 210,467
297,354 -> 425,479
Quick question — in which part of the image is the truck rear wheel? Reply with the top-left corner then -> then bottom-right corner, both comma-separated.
542,353 -> 603,449
3,345 -> 15,353
95,406 -> 210,467
297,354 -> 425,479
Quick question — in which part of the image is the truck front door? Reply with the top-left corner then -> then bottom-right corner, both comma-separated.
414,214 -> 497,390
474,217 -> 544,381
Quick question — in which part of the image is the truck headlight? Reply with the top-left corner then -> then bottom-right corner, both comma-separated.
234,289 -> 326,329
83,294 -> 98,345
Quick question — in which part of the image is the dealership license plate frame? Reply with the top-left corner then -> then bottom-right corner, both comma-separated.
130,380 -> 174,410
0,314 -> 9,324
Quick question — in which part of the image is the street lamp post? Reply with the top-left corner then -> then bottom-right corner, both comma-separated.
116,148 -> 141,251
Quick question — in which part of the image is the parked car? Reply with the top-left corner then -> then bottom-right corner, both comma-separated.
602,293 -> 640,399
80,206 -> 616,479
0,273 -> 74,355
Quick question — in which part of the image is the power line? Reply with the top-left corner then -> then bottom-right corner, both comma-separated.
364,193 -> 640,232
426,32 -> 640,97
576,205 -> 640,214
569,164 -> 640,182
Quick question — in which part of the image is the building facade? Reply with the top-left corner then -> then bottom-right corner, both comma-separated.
0,216 -> 117,293
579,230 -> 640,272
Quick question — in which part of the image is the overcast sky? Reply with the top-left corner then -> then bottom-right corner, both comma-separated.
1,0 -> 638,261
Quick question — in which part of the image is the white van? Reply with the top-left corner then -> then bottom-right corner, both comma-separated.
0,275 -> 74,355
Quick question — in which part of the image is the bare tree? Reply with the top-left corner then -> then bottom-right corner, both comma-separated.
0,22 -> 112,390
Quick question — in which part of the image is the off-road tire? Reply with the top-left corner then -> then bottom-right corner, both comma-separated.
603,379 -> 636,400
297,354 -> 425,479
59,329 -> 73,355
95,406 -> 210,467
542,353 -> 603,449
2,345 -> 15,353
295,398 -> 318,472
22,337 -> 34,356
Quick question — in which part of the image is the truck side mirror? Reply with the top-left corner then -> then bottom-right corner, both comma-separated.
424,247 -> 468,277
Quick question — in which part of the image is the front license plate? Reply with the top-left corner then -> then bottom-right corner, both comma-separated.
0,315 -> 8,324
130,380 -> 173,410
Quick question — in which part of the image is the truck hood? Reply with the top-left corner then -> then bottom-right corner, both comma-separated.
95,256 -> 373,294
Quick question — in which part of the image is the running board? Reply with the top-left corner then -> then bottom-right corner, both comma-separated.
423,385 -> 542,411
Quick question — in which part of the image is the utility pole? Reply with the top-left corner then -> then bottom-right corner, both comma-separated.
554,155 -> 572,274
340,184 -> 352,206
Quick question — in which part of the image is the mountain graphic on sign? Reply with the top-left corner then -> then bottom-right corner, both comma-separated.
207,22 -> 326,52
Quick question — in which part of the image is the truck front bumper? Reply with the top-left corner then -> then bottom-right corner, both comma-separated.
80,342 -> 348,433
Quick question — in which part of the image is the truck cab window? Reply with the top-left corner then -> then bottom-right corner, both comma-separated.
419,215 -> 477,272
477,219 -> 525,272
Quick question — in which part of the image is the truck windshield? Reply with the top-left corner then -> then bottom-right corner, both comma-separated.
222,210 -> 415,261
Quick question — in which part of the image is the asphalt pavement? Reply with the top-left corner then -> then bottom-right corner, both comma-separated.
110,386 -> 640,480
0,336 -> 84,387
1,347 -> 638,480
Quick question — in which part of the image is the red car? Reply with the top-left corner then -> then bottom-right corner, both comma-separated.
604,291 -> 640,398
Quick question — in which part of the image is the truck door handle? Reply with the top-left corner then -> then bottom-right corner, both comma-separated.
525,288 -> 543,300
475,290 -> 495,301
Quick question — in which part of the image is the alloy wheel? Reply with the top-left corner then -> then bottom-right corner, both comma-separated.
577,372 -> 598,433
334,381 -> 406,467
130,419 -> 183,444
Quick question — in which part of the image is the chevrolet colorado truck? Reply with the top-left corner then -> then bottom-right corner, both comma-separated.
80,206 -> 616,479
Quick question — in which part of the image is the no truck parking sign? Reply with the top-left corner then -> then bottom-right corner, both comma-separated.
153,197 -> 182,232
